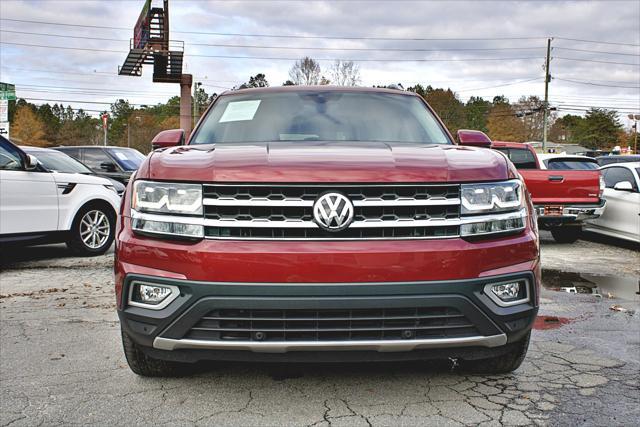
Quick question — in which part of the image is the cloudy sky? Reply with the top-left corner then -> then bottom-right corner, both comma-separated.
1,0 -> 638,127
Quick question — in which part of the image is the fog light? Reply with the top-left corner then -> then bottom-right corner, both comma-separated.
484,279 -> 529,307
139,284 -> 172,304
491,282 -> 520,301
129,282 -> 180,310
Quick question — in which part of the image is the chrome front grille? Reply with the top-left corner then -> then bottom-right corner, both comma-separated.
186,307 -> 478,342
202,184 -> 461,240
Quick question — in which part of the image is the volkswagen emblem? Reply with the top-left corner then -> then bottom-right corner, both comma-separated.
313,192 -> 355,232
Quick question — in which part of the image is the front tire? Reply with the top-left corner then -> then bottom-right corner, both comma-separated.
121,330 -> 188,377
550,226 -> 581,243
462,332 -> 531,374
66,203 -> 115,256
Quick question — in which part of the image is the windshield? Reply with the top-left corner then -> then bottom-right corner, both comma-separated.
191,91 -> 452,145
27,151 -> 92,174
546,158 -> 599,170
106,148 -> 146,171
493,147 -> 537,169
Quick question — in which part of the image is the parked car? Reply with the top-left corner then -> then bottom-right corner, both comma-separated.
21,146 -> 126,196
54,145 -> 146,184
0,137 -> 121,255
585,162 -> 640,243
491,142 -> 605,243
537,154 -> 599,170
116,86 -> 540,377
596,155 -> 640,166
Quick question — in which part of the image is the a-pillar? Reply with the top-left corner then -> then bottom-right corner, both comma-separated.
180,74 -> 193,142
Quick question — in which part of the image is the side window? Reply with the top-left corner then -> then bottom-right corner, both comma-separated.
61,148 -> 80,160
603,167 -> 638,191
82,149 -> 111,171
0,140 -> 24,171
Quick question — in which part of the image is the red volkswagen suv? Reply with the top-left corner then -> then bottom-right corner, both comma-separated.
115,86 -> 540,376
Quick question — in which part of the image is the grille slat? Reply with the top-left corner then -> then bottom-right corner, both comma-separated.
202,184 -> 461,240
185,307 -> 479,342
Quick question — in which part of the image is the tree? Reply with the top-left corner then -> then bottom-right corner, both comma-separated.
329,60 -> 361,86
408,85 -> 465,135
11,106 -> 48,146
465,96 -> 490,133
578,108 -> 623,150
238,73 -> 269,89
549,114 -> 582,143
282,80 -> 296,86
487,101 -> 525,142
514,95 -> 546,141
289,57 -> 322,85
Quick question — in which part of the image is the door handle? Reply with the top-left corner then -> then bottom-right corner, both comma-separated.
548,175 -> 564,182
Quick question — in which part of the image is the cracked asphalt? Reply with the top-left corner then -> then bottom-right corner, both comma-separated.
1,231 -> 639,426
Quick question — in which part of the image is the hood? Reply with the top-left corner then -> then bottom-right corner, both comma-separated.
145,141 -> 509,183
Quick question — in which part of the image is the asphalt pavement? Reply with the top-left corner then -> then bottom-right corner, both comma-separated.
1,231 -> 638,426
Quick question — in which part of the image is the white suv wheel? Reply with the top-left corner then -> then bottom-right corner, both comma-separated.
80,210 -> 111,249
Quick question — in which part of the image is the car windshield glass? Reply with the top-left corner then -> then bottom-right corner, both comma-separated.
107,148 -> 145,171
28,151 -> 92,173
191,91 -> 452,144
546,159 -> 599,170
493,147 -> 537,169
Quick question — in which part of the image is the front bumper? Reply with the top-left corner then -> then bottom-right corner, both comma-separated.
118,271 -> 538,362
535,200 -> 606,225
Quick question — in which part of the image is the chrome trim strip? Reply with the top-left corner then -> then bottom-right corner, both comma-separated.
153,334 -> 507,353
203,198 -> 461,207
131,209 -> 524,229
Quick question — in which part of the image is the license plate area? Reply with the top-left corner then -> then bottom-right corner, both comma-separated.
544,205 -> 563,216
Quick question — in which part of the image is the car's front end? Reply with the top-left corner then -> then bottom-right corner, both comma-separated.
114,87 -> 540,376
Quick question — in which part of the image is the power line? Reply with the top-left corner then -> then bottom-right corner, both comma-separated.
0,18 -> 546,42
0,29 -> 549,53
0,41 -> 545,63
553,77 -> 640,89
554,46 -> 640,57
554,37 -> 640,48
554,56 -> 640,67
456,77 -> 543,92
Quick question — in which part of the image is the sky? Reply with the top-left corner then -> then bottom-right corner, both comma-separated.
1,0 -> 639,128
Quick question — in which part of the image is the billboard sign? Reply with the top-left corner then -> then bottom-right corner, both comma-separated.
0,100 -> 8,122
133,0 -> 152,49
0,82 -> 16,100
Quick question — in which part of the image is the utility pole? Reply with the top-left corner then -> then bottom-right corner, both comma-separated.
542,38 -> 552,152
193,81 -> 202,128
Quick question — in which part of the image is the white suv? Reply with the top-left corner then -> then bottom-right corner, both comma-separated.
0,137 -> 121,256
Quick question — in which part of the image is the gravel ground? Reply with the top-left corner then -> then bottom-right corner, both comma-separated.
1,232 -> 638,426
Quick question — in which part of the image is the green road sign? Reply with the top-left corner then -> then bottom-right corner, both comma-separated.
0,82 -> 16,100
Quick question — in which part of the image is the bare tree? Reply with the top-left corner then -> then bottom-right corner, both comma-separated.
288,57 -> 322,85
329,60 -> 361,86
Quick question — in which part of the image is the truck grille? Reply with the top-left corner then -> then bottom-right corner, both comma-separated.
202,184 -> 460,240
185,307 -> 478,342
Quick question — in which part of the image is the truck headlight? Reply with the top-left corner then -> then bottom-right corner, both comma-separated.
132,180 -> 202,215
131,180 -> 204,239
460,180 -> 526,237
461,180 -> 522,214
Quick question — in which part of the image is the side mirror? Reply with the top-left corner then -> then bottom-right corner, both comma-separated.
457,129 -> 492,148
25,154 -> 38,171
152,129 -> 185,150
613,181 -> 634,191
100,161 -> 117,172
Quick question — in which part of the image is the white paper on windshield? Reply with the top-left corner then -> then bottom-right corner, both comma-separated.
219,100 -> 261,123
114,152 -> 129,160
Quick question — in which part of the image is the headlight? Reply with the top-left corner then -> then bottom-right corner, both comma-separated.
461,180 -> 523,214
132,180 -> 202,215
131,180 -> 204,239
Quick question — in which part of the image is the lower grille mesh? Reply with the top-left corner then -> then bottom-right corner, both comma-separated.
185,307 -> 478,342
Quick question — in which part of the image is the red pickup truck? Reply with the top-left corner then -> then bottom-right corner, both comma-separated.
491,141 -> 605,243
115,87 -> 539,376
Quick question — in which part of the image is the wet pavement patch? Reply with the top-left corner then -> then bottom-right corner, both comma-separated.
542,268 -> 640,301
